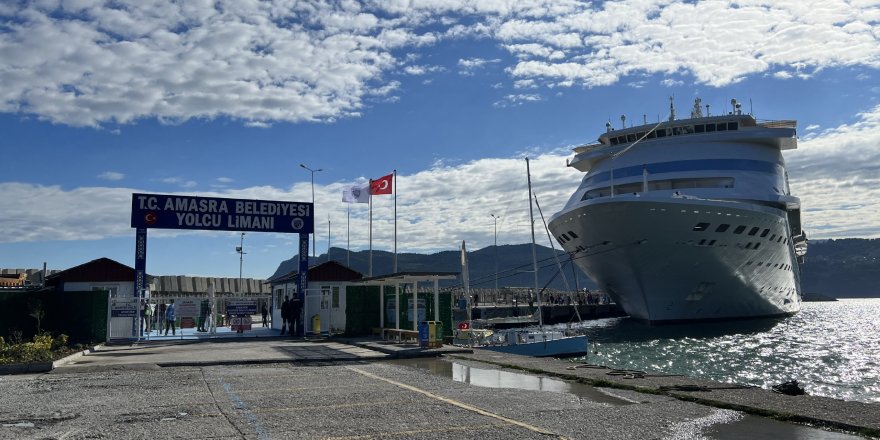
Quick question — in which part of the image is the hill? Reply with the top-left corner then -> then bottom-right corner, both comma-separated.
269,244 -> 597,291
799,238 -> 880,298
270,238 -> 880,298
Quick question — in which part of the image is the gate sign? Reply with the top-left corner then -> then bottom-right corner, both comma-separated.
227,300 -> 258,315
131,193 -> 313,234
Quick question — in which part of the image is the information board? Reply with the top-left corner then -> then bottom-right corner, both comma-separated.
227,300 -> 258,315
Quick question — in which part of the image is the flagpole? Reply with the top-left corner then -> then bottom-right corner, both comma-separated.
393,170 -> 397,273
368,180 -> 373,277
347,204 -> 350,267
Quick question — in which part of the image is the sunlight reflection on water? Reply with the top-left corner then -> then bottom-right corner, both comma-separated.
573,299 -> 880,403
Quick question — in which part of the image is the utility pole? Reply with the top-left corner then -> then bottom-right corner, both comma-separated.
236,232 -> 246,289
300,163 -> 322,259
490,214 -> 499,296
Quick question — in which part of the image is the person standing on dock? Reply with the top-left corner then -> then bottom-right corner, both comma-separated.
280,296 -> 291,335
164,299 -> 177,336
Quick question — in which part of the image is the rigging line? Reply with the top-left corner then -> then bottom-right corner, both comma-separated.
533,192 -> 573,293
444,240 -> 644,291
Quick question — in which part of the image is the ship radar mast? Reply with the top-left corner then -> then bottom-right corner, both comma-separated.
731,98 -> 742,115
668,96 -> 676,121
691,97 -> 703,118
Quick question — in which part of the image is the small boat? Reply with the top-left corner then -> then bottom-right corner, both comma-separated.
474,327 -> 588,357
453,159 -> 589,357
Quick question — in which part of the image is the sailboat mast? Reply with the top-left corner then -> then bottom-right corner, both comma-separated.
526,157 -> 543,328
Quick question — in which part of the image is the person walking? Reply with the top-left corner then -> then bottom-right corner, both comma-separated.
164,299 -> 177,336
290,296 -> 302,337
280,296 -> 291,335
142,301 -> 153,334
157,302 -> 166,333
261,304 -> 269,328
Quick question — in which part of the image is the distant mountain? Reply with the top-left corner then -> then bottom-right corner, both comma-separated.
270,239 -> 880,298
799,238 -> 880,298
269,244 -> 597,291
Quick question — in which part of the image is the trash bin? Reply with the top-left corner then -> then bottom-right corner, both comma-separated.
418,321 -> 430,348
425,321 -> 443,348
311,314 -> 321,334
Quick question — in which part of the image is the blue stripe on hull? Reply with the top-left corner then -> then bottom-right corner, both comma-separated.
481,335 -> 588,357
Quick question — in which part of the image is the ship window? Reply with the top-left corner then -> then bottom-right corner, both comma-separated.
682,126 -> 694,134
568,231 -> 579,238
699,239 -> 706,245
729,122 -> 738,130
694,124 -> 705,133
769,234 -> 776,241
672,127 -> 682,136
777,236 -> 783,243
717,123 -> 728,132
617,136 -> 626,144
610,137 -> 619,145
733,225 -> 746,234
760,229 -> 770,237
754,242 -> 761,250
715,224 -> 730,232
746,261 -> 753,265
626,134 -> 636,142
709,240 -> 716,245
647,131 -> 656,139
636,132 -> 645,139
745,242 -> 753,249
693,222 -> 710,231
706,123 -> 716,132
656,129 -> 667,138
748,227 -> 760,236
561,233 -> 570,241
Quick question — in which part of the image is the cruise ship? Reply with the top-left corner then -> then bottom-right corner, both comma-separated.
548,98 -> 808,323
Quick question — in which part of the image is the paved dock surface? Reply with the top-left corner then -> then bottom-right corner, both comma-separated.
0,338 -> 876,439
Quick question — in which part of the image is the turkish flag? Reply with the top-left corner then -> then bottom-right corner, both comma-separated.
370,173 -> 393,195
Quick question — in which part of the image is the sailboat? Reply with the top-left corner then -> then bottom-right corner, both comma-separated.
453,158 -> 589,357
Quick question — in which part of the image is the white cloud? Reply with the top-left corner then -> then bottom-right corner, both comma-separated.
1,1 -> 878,125
98,171 -> 124,181
457,57 -> 501,75
493,93 -> 542,108
3,102 -> 879,249
161,177 -> 197,189
403,64 -> 445,75
788,104 -> 880,238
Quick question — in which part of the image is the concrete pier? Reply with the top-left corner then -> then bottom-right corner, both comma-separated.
0,338 -> 875,439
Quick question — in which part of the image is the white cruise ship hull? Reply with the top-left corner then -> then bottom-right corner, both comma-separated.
549,195 -> 802,323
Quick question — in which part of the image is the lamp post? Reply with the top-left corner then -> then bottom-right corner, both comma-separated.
300,163 -> 322,259
490,214 -> 499,296
236,232 -> 246,289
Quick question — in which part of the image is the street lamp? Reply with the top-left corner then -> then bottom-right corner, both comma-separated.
236,232 -> 246,290
490,214 -> 500,296
300,163 -> 322,259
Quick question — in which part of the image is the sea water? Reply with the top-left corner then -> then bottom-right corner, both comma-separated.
574,298 -> 880,403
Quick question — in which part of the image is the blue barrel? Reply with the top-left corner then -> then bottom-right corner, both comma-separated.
418,321 -> 429,348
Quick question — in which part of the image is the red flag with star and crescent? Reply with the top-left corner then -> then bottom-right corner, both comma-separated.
370,172 -> 393,195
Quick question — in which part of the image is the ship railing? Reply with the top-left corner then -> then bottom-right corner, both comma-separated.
756,119 -> 797,129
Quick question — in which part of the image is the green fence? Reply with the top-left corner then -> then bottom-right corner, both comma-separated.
0,290 -> 108,344
342,285 -> 381,337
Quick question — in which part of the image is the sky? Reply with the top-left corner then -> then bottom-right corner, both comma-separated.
1,0 -> 879,279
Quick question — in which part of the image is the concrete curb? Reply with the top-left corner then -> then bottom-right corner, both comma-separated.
53,344 -> 103,368
0,344 -> 103,375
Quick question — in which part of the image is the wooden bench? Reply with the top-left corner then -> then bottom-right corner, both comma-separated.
382,329 -> 419,343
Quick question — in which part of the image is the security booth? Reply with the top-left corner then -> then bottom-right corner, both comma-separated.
359,272 -> 457,342
267,261 -> 364,335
